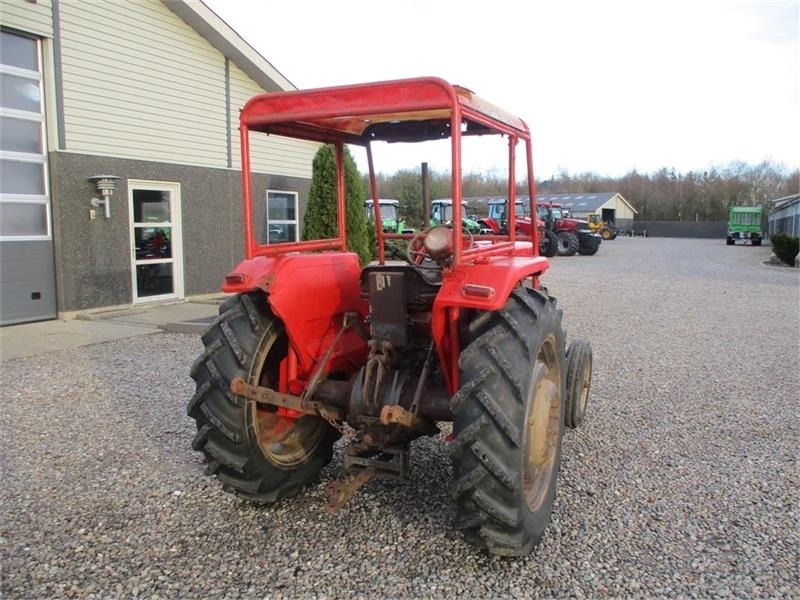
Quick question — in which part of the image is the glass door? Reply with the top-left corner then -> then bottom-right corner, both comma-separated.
128,181 -> 183,303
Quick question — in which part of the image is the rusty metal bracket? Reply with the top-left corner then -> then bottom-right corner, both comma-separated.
379,404 -> 415,427
325,468 -> 379,513
378,341 -> 436,428
230,377 -> 344,421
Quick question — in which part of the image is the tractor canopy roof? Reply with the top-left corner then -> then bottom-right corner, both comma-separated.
240,77 -> 530,144
237,77 -> 540,267
431,199 -> 468,206
365,199 -> 400,207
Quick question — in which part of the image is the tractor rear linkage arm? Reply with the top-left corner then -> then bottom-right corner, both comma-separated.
229,377 -> 346,424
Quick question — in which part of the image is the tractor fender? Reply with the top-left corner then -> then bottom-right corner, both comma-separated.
478,218 -> 501,234
431,253 -> 550,394
433,254 -> 550,312
516,217 -> 534,236
221,253 -> 368,376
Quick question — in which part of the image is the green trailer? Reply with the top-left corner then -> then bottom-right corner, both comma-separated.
726,206 -> 763,246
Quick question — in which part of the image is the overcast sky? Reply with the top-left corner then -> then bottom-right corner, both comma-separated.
203,0 -> 799,179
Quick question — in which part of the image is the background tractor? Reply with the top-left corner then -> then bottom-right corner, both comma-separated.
365,198 -> 415,234
482,198 -> 600,256
188,77 -> 593,557
430,198 -> 483,233
537,202 -> 601,256
479,198 -> 556,256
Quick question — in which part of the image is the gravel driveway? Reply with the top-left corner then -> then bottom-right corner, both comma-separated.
2,238 -> 798,599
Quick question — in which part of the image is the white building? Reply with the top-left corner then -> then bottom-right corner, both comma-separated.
1,0 -> 317,324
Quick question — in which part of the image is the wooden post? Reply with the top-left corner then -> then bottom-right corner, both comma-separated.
422,162 -> 430,228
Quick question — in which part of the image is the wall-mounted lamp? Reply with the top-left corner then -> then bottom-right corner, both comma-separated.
89,175 -> 120,219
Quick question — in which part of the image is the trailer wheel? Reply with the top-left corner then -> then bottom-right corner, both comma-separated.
556,231 -> 579,256
450,288 -> 566,556
188,293 -> 338,503
565,339 -> 592,429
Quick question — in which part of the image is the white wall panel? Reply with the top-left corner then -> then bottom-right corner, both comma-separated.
58,0 -> 227,167
229,62 -> 317,178
0,0 -> 53,38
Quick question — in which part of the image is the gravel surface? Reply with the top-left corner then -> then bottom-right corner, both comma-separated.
2,237 -> 798,599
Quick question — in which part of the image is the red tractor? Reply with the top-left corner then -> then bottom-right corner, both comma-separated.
483,199 -> 600,256
189,78 -> 593,557
537,202 -> 601,256
478,198 -> 557,257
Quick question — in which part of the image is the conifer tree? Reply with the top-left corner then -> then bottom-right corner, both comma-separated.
303,144 -> 372,264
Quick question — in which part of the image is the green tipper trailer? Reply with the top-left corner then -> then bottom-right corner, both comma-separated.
726,206 -> 763,246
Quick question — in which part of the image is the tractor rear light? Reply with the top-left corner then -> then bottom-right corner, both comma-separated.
225,273 -> 247,285
463,284 -> 495,299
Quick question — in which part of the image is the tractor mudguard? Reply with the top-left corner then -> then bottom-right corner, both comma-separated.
431,250 -> 549,394
433,253 -> 549,312
222,252 -> 368,376
478,218 -> 500,234
515,218 -> 534,236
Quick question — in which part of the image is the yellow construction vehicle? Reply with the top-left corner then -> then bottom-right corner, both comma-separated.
587,214 -> 618,240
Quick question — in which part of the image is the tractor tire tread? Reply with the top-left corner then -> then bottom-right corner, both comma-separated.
556,231 -> 580,256
450,288 -> 565,556
187,292 -> 336,505
565,339 -> 592,429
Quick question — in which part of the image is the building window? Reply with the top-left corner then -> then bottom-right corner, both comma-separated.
266,190 -> 298,243
0,30 -> 48,241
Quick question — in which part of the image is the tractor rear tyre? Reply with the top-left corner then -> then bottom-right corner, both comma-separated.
450,288 -> 566,556
565,339 -> 592,429
556,231 -> 579,256
188,292 -> 339,503
540,231 -> 557,257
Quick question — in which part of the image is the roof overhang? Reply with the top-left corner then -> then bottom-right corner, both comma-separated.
612,193 -> 638,215
769,193 -> 800,212
163,0 -> 295,93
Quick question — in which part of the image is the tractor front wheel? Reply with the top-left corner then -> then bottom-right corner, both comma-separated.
188,293 -> 338,503
578,236 -> 601,256
450,288 -> 566,556
565,339 -> 592,429
556,231 -> 579,256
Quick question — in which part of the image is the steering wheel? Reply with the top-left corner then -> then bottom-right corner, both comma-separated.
406,228 -> 435,267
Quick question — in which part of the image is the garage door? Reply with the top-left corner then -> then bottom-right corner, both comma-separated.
0,30 -> 57,325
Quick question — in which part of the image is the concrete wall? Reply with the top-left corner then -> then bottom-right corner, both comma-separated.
625,221 -> 727,238
49,151 -> 310,313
